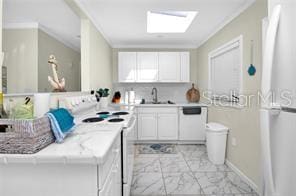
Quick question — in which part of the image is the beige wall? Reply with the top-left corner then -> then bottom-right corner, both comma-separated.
195,0 -> 267,188
3,29 -> 39,93
81,19 -> 112,91
112,48 -> 198,84
38,29 -> 81,92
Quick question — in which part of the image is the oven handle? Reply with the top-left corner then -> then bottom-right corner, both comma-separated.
126,115 -> 136,134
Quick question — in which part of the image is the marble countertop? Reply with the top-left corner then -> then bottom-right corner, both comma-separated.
0,124 -> 123,165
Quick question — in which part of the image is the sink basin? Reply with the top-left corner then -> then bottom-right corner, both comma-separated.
141,101 -> 175,105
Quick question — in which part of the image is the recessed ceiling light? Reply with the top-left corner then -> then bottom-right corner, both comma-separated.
147,11 -> 198,33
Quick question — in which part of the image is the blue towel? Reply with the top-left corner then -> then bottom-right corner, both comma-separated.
47,108 -> 75,143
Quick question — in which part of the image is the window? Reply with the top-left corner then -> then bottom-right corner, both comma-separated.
147,11 -> 198,33
208,35 -> 243,102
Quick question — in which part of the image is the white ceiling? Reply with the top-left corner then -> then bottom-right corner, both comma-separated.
76,0 -> 255,48
3,0 -> 81,52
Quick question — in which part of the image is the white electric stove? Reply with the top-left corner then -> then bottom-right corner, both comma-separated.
59,95 -> 136,196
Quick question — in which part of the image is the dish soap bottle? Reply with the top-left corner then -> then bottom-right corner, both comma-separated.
0,92 -> 7,119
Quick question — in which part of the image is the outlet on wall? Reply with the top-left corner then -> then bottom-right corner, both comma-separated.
231,137 -> 237,146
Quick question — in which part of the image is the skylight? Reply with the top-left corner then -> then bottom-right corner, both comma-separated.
147,11 -> 198,33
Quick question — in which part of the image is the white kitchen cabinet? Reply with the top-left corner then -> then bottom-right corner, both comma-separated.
118,52 -> 137,82
180,52 -> 190,82
137,52 -> 158,82
118,51 -> 190,83
158,52 -> 180,82
137,107 -> 178,141
138,113 -> 158,140
157,113 -> 178,140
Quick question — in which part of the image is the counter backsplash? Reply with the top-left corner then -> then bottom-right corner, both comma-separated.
113,83 -> 193,103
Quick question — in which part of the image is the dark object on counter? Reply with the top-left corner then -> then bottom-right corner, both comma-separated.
186,83 -> 200,103
112,91 -> 121,103
140,99 -> 145,104
168,100 -> 175,104
90,90 -> 95,95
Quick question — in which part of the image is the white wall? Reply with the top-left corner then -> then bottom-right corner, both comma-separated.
38,29 -> 81,92
3,29 -> 39,93
195,0 -> 267,188
81,19 -> 112,92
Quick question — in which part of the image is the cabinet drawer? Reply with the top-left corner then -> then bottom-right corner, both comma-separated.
98,135 -> 121,190
137,107 -> 178,114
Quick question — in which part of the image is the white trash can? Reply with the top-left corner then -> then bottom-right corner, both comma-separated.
206,122 -> 229,165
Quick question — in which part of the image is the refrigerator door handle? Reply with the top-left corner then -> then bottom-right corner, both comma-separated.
261,4 -> 282,108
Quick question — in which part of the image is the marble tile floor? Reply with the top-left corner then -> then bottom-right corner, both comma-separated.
131,144 -> 258,196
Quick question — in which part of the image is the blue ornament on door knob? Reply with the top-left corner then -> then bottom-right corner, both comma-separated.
248,64 -> 256,76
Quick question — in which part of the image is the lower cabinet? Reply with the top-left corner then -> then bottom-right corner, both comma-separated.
99,156 -> 121,196
158,114 -> 178,140
138,113 -> 158,140
137,108 -> 178,141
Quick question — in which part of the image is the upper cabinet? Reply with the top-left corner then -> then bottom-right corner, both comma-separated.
137,52 -> 159,82
180,52 -> 190,82
118,52 -> 137,82
118,51 -> 190,83
158,52 -> 180,82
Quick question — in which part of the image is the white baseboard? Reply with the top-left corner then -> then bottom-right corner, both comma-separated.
225,159 -> 259,194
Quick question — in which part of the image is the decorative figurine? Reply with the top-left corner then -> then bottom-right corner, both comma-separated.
48,55 -> 66,92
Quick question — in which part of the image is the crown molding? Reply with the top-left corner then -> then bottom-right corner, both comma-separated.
3,22 -> 80,53
113,44 -> 198,49
195,0 -> 256,49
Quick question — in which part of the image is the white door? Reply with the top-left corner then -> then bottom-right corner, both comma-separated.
157,113 -> 178,140
137,52 -> 158,82
118,52 -> 137,82
138,113 -> 157,140
180,52 -> 190,82
158,52 -> 180,82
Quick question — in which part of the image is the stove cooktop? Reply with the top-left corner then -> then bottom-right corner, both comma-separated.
112,112 -> 129,116
97,112 -> 110,115
83,117 -> 104,123
108,118 -> 124,123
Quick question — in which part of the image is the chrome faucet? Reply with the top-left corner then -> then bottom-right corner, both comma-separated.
151,87 -> 158,103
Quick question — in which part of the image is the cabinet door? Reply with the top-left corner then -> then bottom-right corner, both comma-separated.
113,157 -> 122,196
158,113 -> 178,140
118,52 -> 137,82
159,52 -> 180,82
180,52 -> 190,82
137,113 -> 157,140
137,52 -> 158,82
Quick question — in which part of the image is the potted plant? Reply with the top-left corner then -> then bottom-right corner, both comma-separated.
96,88 -> 110,109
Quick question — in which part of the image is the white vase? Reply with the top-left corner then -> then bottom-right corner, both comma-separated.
100,97 -> 108,109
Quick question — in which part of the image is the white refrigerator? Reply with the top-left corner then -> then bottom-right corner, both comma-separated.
261,0 -> 296,196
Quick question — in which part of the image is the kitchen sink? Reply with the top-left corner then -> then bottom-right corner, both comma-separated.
140,101 -> 175,105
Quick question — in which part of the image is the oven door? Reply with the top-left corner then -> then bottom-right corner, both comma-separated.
122,115 -> 136,194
